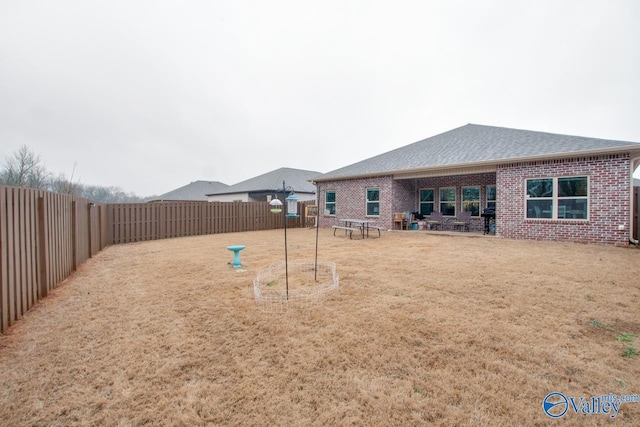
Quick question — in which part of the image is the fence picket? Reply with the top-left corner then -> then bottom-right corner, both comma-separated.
7,188 -> 16,325
0,188 -> 9,331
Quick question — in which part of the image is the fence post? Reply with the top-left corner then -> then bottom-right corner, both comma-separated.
159,203 -> 165,240
71,201 -> 77,271
0,187 -> 8,332
98,205 -> 103,250
37,196 -> 49,298
106,205 -> 113,245
87,203 -> 93,258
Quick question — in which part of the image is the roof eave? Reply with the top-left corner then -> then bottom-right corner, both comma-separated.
311,145 -> 640,182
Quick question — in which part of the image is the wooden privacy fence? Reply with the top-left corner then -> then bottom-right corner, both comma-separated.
107,201 -> 310,244
1,185 -> 108,333
1,185 -> 312,333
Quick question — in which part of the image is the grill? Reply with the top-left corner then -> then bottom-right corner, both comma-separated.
481,208 -> 495,235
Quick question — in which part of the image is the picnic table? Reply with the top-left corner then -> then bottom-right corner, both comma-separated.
333,218 -> 384,239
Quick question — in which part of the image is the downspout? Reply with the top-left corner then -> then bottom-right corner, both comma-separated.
630,156 -> 640,246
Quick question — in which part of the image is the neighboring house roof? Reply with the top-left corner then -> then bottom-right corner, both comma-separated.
150,180 -> 230,201
312,124 -> 640,182
207,167 -> 320,196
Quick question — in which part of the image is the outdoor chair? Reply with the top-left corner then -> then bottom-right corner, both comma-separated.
452,211 -> 472,232
393,212 -> 407,230
427,211 -> 443,230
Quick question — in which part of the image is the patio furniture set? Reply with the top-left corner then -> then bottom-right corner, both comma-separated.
331,211 -> 481,240
394,211 -> 473,232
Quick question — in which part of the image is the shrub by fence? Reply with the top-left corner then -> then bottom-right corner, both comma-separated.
1,185 -> 313,333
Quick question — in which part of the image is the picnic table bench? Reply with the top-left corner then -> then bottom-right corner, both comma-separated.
367,225 -> 386,237
332,225 -> 359,239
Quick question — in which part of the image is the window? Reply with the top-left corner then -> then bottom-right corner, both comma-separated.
486,185 -> 496,209
558,177 -> 588,219
462,186 -> 480,216
526,176 -> 588,220
419,188 -> 435,216
366,187 -> 380,216
526,178 -> 553,218
325,190 -> 336,215
439,187 -> 456,216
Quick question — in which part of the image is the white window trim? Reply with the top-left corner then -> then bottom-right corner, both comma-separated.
462,186 -> 481,217
486,185 -> 496,208
439,187 -> 456,217
524,176 -> 589,221
419,188 -> 435,215
325,190 -> 336,216
365,187 -> 380,217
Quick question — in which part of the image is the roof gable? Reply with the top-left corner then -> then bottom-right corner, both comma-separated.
314,124 -> 640,181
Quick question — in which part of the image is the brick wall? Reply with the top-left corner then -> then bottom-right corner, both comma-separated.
317,155 -> 632,245
497,154 -> 631,245
317,176 -> 395,228
317,173 -> 496,230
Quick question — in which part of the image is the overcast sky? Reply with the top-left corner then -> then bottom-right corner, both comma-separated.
1,0 -> 639,196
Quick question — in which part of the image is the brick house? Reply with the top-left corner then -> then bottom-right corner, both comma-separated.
311,124 -> 640,245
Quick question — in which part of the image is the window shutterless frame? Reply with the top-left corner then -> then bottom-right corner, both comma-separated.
557,176 -> 589,219
366,187 -> 380,216
486,185 -> 496,209
325,190 -> 336,216
525,176 -> 589,220
462,186 -> 481,217
419,188 -> 435,216
439,187 -> 456,217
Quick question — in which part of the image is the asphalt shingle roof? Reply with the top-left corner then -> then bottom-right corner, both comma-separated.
152,180 -> 230,201
313,124 -> 640,181
209,167 -> 320,195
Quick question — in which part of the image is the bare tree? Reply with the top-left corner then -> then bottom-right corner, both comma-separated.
49,173 -> 84,197
48,162 -> 83,196
0,145 -> 50,189
82,185 -> 144,203
1,145 -> 146,201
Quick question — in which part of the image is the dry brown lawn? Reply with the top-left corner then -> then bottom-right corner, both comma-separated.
1,228 -> 639,426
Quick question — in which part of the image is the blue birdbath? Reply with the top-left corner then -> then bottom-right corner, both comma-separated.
227,245 -> 246,268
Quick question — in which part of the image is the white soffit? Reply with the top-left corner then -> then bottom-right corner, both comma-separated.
394,164 -> 497,180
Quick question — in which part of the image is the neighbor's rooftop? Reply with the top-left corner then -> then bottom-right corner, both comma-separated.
208,167 -> 320,196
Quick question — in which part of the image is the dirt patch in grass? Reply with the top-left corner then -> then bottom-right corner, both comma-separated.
1,229 -> 639,426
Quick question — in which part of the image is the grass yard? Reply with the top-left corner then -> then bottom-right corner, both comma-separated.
0,228 -> 639,426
